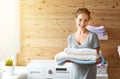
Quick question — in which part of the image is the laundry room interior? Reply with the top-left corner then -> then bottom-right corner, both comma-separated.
0,0 -> 120,79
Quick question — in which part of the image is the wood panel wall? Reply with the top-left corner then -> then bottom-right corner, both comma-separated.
17,0 -> 120,79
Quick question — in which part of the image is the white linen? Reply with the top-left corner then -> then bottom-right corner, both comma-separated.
64,48 -> 97,55
55,51 -> 98,61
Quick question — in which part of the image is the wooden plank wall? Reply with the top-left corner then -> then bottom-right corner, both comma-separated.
17,0 -> 120,79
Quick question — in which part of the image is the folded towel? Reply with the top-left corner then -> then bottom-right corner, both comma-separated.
64,48 -> 97,55
55,52 -> 98,62
86,25 -> 105,33
86,25 -> 106,36
55,50 -> 105,66
56,53 -> 105,66
57,58 -> 96,65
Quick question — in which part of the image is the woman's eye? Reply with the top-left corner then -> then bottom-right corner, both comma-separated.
84,19 -> 88,22
79,19 -> 82,21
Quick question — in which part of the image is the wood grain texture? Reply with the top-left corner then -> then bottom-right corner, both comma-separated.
108,68 -> 120,79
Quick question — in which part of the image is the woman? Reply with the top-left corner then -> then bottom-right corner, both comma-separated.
67,8 -> 102,79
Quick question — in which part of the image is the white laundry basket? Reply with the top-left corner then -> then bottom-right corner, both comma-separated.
97,61 -> 108,74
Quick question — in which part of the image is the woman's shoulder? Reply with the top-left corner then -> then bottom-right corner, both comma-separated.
89,31 -> 98,36
67,33 -> 74,40
89,31 -> 99,40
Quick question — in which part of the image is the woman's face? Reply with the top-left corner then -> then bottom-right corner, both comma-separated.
76,13 -> 89,30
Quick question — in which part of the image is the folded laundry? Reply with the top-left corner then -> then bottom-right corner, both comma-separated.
86,25 -> 107,36
55,51 -> 98,62
55,53 -> 105,66
64,48 -> 97,55
57,58 -> 96,65
55,49 -> 105,66
86,25 -> 105,32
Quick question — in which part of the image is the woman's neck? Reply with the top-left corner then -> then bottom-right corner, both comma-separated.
76,28 -> 87,34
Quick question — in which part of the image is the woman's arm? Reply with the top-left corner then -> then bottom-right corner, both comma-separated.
95,47 -> 100,55
95,47 -> 102,64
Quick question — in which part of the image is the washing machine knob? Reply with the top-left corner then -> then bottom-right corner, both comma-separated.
48,70 -> 53,74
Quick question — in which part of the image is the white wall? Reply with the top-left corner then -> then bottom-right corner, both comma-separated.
0,0 -> 20,61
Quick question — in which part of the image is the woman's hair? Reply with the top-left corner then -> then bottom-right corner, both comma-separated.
75,8 -> 91,20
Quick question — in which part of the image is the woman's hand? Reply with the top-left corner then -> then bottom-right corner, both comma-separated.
96,57 -> 102,64
65,60 -> 72,62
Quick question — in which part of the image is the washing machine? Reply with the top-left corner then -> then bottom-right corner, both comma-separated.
27,60 -> 76,79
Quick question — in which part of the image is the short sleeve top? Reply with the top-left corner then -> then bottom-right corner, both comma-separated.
67,32 -> 100,49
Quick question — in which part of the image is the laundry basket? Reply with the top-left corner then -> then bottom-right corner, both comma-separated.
97,61 -> 108,74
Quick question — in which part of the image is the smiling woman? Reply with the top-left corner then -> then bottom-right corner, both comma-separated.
67,8 -> 101,79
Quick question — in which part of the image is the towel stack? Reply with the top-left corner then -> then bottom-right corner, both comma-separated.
86,25 -> 108,40
54,48 -> 98,65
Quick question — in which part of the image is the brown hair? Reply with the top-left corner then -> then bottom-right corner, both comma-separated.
75,8 -> 91,20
